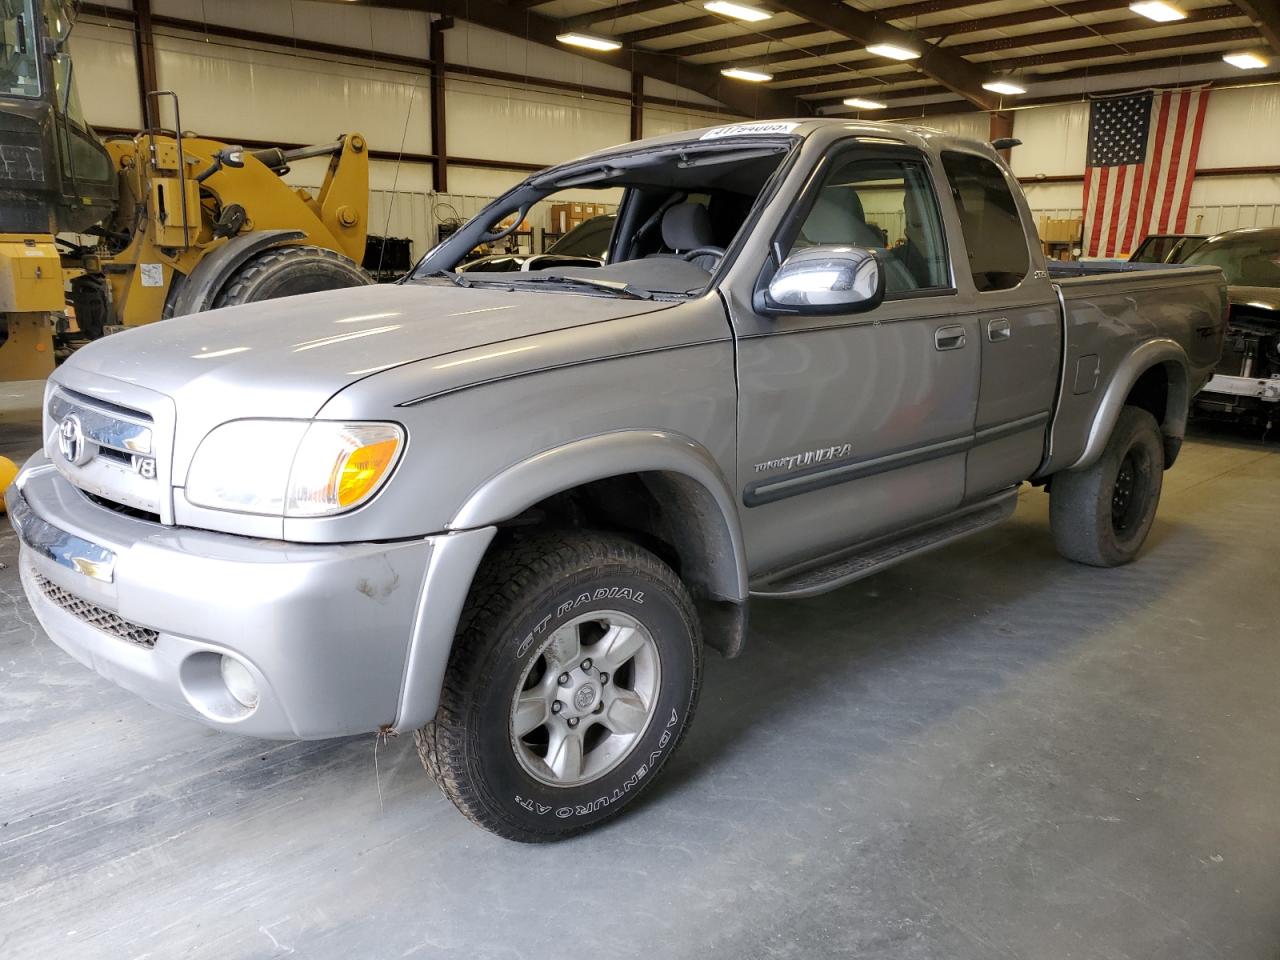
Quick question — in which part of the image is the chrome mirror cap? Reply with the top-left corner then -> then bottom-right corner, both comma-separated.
762,245 -> 884,315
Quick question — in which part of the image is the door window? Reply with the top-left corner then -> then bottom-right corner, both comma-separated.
789,155 -> 950,296
940,151 -> 1029,292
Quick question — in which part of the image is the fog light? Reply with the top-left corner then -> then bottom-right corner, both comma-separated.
220,656 -> 259,709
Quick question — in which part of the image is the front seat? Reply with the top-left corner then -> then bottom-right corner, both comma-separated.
799,186 -> 915,293
652,202 -> 721,271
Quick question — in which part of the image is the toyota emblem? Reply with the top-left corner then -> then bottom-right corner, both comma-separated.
57,414 -> 91,466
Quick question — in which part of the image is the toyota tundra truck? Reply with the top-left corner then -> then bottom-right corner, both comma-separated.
8,120 -> 1227,842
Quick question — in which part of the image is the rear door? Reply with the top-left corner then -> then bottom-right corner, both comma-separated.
938,151 -> 1062,499
730,142 -> 981,575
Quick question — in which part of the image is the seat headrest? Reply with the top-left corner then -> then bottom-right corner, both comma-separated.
661,203 -> 714,251
800,186 -> 881,247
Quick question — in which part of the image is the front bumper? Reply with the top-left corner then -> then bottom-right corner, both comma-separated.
8,454 -> 489,740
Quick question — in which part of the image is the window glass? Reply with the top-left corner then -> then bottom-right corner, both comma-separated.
790,155 -> 949,296
0,0 -> 40,97
940,151 -> 1029,292
1183,236 -> 1280,287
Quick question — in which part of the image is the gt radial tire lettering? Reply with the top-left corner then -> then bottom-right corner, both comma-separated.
514,588 -> 644,659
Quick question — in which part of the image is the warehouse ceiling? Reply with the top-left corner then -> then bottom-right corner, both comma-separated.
376,0 -> 1280,119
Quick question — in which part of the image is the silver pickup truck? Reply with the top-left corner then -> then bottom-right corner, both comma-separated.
8,119 -> 1226,842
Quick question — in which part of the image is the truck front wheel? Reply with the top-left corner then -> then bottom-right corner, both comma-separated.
416,531 -> 703,842
1049,405 -> 1165,567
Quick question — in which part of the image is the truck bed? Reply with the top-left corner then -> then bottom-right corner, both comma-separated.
1040,259 -> 1227,476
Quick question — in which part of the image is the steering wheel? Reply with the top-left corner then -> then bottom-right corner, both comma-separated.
681,245 -> 726,265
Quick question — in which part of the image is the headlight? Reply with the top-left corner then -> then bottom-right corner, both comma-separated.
185,419 -> 403,517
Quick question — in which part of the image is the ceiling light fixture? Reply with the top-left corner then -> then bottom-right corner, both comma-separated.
721,66 -> 773,81
556,32 -> 622,52
1128,1 -> 1187,21
865,42 -> 920,61
982,79 -> 1026,95
1223,50 -> 1269,69
843,97 -> 887,109
704,1 -> 772,22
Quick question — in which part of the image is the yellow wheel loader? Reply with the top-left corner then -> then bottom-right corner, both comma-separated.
0,0 -> 370,381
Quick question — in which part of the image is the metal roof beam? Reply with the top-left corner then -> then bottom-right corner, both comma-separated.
1227,0 -> 1280,55
770,0 -> 997,108
769,4 -> 1243,84
560,0 -> 676,33
402,0 -> 805,119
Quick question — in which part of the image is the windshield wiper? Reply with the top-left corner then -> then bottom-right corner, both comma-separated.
519,274 -> 654,300
428,269 -> 472,288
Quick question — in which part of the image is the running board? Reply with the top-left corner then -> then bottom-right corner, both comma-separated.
750,488 -> 1019,599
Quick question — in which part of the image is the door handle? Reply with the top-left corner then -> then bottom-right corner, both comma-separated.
987,318 -> 1012,342
934,324 -> 966,351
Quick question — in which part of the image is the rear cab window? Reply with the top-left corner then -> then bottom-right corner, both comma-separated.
940,151 -> 1029,292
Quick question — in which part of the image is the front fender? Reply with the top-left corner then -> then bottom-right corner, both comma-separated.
390,430 -> 747,732
450,429 -> 748,601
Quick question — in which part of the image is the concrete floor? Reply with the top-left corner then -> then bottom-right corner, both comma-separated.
1,419 -> 1278,960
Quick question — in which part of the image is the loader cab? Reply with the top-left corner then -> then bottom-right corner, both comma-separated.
0,0 -> 115,235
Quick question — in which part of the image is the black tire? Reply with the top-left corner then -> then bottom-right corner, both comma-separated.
211,244 -> 370,308
416,531 -> 703,842
1050,405 -> 1165,567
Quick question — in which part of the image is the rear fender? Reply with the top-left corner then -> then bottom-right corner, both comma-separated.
1070,338 -> 1190,471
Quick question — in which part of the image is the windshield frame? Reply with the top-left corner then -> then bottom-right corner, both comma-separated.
411,134 -> 803,299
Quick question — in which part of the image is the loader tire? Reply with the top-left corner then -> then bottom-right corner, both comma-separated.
211,245 -> 370,309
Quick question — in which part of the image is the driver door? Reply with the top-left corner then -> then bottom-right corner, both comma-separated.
729,144 -> 980,576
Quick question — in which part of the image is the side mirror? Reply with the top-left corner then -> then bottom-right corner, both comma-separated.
760,245 -> 884,315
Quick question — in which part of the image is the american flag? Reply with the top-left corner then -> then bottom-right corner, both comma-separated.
1082,87 -> 1211,258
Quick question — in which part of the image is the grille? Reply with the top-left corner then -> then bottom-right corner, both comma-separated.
46,384 -> 166,521
34,574 -> 159,648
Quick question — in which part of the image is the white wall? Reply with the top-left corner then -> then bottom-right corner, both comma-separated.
68,20 -> 143,130
1009,102 -> 1090,180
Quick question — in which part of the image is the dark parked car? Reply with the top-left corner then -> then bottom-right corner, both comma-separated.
1183,226 -> 1280,425
1128,232 -> 1208,265
458,214 -> 614,274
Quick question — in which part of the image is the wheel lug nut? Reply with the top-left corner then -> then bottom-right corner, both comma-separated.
551,701 -> 563,714
581,659 -> 592,672
558,673 -> 570,686
567,717 -> 579,728
598,672 -> 609,685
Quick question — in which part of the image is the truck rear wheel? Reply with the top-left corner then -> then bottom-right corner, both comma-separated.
1049,405 -> 1164,567
211,244 -> 370,308
416,531 -> 703,842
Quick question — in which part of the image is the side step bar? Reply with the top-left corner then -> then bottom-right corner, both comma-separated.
750,487 -> 1020,600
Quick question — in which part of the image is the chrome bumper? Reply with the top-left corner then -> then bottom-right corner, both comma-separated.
7,453 -> 492,740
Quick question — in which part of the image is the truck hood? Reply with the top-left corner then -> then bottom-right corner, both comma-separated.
1227,285 -> 1280,315
59,281 -> 676,480
63,281 -> 675,420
